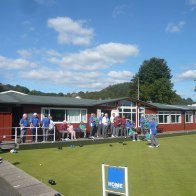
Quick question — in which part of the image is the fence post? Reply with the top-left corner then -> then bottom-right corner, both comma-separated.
53,126 -> 56,142
35,127 -> 38,143
15,127 -> 17,144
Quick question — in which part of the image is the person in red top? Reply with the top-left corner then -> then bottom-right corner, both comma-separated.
113,114 -> 121,137
59,120 -> 68,140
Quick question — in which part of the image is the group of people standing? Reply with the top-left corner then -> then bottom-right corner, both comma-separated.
89,112 -> 160,148
19,112 -> 159,148
89,112 -> 136,138
19,113 -> 54,143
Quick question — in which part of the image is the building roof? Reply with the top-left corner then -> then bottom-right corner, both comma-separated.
148,102 -> 196,111
0,91 -> 195,111
0,91 -> 128,107
0,91 -> 96,106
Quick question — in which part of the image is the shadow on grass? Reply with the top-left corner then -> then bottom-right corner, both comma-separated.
12,162 -> 20,166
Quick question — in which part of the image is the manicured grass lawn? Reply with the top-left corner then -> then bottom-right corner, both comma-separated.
1,134 -> 196,196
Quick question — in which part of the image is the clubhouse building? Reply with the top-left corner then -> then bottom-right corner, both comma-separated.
0,90 -> 196,141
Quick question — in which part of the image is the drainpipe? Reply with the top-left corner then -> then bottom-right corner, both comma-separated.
183,111 -> 186,131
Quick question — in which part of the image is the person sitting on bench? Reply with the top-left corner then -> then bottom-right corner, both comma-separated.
67,123 -> 76,140
79,121 -> 87,138
59,120 -> 68,140
128,121 -> 139,141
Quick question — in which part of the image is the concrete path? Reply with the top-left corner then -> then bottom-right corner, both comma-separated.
0,160 -> 61,196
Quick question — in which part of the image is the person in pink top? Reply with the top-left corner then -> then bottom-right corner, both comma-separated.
67,123 -> 76,140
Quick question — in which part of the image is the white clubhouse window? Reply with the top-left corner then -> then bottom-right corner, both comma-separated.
185,111 -> 193,123
67,109 -> 80,123
81,110 -> 87,122
170,112 -> 181,123
118,100 -> 144,127
118,107 -> 137,123
158,111 -> 181,124
158,111 -> 170,124
138,107 -> 145,123
195,112 -> 196,123
41,107 -> 87,123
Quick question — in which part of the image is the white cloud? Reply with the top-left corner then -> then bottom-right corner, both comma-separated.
22,20 -> 35,32
17,49 -> 32,58
108,70 -> 134,78
49,42 -> 139,71
106,77 -> 130,85
188,0 -> 196,5
187,0 -> 196,10
165,21 -> 186,33
0,55 -> 37,69
112,4 -> 129,18
0,41 -> 138,91
19,68 -> 104,89
48,16 -> 94,45
45,49 -> 62,57
19,67 -> 133,90
178,69 -> 196,80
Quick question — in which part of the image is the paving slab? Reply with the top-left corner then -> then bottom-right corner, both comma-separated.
17,183 -> 58,196
0,176 -> 21,196
0,160 -> 62,196
2,171 -> 32,183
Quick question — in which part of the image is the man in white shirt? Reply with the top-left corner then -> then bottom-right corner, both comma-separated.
110,113 -> 115,137
102,113 -> 109,137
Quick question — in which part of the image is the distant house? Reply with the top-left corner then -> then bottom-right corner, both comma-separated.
0,90 -> 196,141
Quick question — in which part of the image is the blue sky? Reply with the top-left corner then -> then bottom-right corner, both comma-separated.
0,0 -> 195,101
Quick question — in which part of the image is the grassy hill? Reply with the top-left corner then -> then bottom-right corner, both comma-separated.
0,82 -> 131,99
0,82 -> 194,104
77,82 -> 130,99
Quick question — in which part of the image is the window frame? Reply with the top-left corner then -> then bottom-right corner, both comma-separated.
41,107 -> 87,123
157,111 -> 181,124
185,111 -> 193,123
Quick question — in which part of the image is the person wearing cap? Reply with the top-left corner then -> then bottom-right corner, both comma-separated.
29,113 -> 40,142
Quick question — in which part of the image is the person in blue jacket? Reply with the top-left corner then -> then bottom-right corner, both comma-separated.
148,118 -> 160,148
19,113 -> 28,143
89,113 -> 96,137
29,113 -> 40,142
41,114 -> 50,142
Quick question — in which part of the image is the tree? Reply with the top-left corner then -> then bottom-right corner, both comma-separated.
15,85 -> 30,94
130,57 -> 176,103
0,83 -> 3,92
